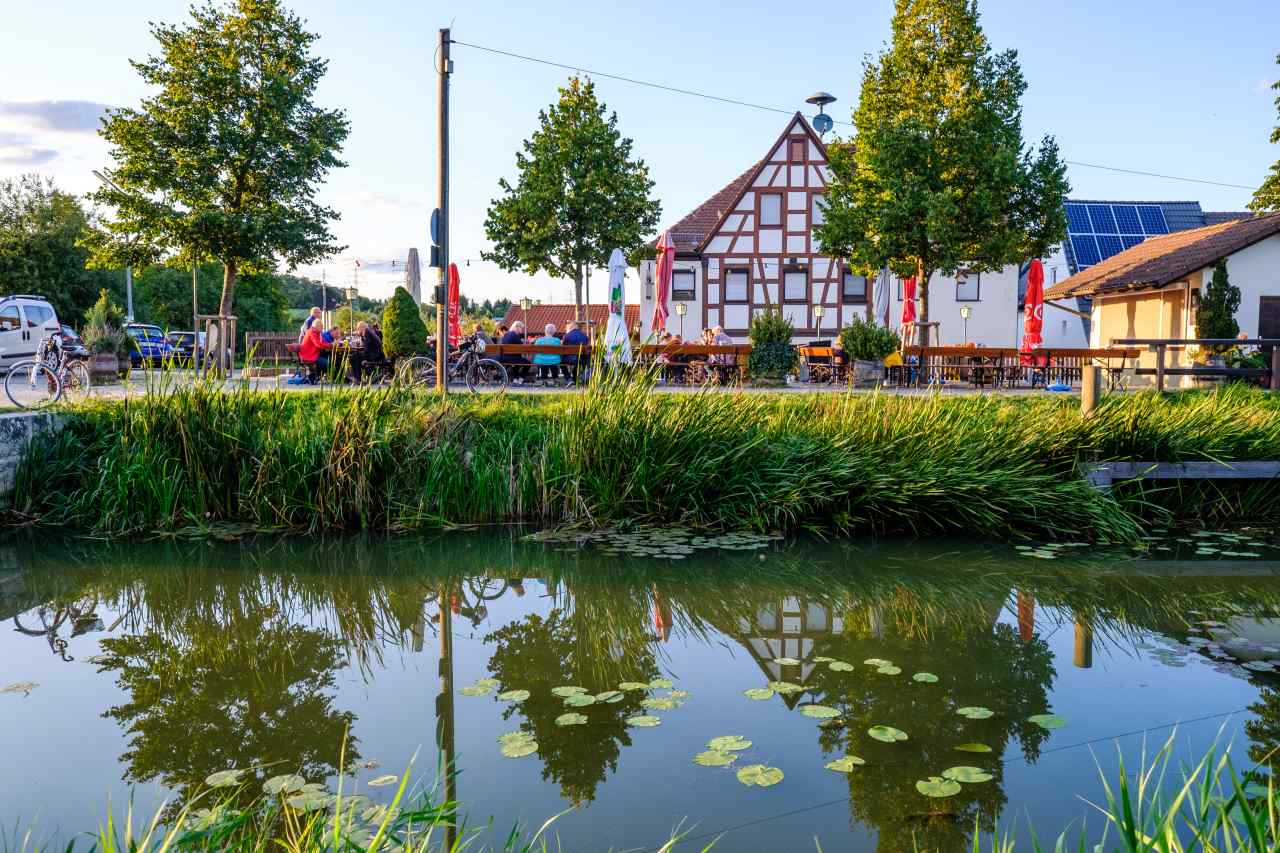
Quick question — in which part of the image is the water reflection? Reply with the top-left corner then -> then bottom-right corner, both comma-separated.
1,533 -> 1278,849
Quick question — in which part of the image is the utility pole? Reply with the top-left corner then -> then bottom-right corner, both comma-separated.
192,259 -> 199,366
436,28 -> 451,394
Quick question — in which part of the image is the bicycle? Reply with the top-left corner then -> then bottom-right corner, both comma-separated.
4,333 -> 92,409
397,334 -> 508,392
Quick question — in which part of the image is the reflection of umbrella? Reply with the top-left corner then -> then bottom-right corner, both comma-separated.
405,249 -> 422,304
447,263 -> 461,346
900,276 -> 917,342
1021,259 -> 1044,352
872,267 -> 892,328
652,231 -> 674,334
603,249 -> 633,364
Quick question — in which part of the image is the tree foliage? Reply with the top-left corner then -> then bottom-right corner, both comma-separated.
87,0 -> 349,320
483,76 -> 661,321
815,0 -> 1070,344
1196,260 -> 1241,347
381,286 -> 428,358
1250,54 -> 1280,212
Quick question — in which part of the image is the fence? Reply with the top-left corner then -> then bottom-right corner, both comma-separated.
900,346 -> 1141,388
245,333 -> 300,369
1112,338 -> 1280,392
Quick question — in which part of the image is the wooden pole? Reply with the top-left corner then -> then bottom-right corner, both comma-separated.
1081,365 -> 1100,416
1073,618 -> 1093,669
1271,347 -> 1280,391
1155,344 -> 1166,393
436,28 -> 451,395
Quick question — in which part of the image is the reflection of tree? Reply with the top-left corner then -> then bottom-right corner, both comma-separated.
483,610 -> 658,805
98,604 -> 356,807
806,621 -> 1055,853
1246,687 -> 1280,775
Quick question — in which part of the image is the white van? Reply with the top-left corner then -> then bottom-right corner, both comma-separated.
0,295 -> 61,369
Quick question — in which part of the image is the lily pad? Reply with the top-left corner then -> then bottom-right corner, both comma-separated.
912,672 -> 939,683
555,712 -> 588,727
825,756 -> 866,772
564,693 -> 596,707
641,696 -> 677,711
626,715 -> 661,727
744,687 -> 775,701
800,704 -> 840,719
693,750 -> 736,767
459,684 -> 492,697
868,725 -> 908,743
367,774 -> 399,787
619,681 -> 650,691
498,731 -> 535,746
876,665 -> 902,676
649,678 -> 674,689
708,735 -> 753,752
768,680 -> 804,694
263,774 -> 305,795
736,764 -> 784,787
943,766 -> 994,784
551,686 -> 588,698
287,792 -> 332,812
916,776 -> 961,798
475,678 -> 500,688
0,682 -> 38,695
500,740 -> 538,758
957,706 -> 994,720
205,769 -> 244,788
954,743 -> 993,753
863,658 -> 891,667
594,690 -> 624,703
668,689 -> 691,700
813,656 -> 835,663
1028,713 -> 1066,730
774,657 -> 801,666
828,661 -> 855,672
497,689 -> 531,701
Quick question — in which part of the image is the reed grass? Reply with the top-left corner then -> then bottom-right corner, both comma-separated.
9,376 -> 1280,538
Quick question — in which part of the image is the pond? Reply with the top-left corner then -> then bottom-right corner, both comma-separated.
1,531 -> 1278,850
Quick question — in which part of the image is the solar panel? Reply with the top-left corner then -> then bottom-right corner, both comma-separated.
1138,205 -> 1168,235
1071,235 -> 1101,267
1096,235 -> 1125,260
1066,204 -> 1092,234
1121,235 -> 1145,250
1112,205 -> 1142,234
1088,205 -> 1118,233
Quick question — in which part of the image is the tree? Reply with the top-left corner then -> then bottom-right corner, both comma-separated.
1251,54 -> 1280,212
1195,260 -> 1241,347
87,0 -> 349,337
131,262 -> 289,346
483,76 -> 660,322
816,0 -> 1070,346
381,286 -> 428,358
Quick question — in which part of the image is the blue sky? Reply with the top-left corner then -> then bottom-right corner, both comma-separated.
1,0 -> 1276,303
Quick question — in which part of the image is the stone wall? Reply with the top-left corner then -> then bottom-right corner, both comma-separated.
0,412 -> 63,508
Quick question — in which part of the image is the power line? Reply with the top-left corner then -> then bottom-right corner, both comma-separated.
452,39 -> 1259,194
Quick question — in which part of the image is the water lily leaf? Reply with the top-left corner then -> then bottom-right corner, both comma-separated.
475,678 -> 500,688
641,696 -> 676,711
957,706 -> 994,720
668,689 -> 691,700
594,690 -> 624,703
649,678 -> 674,689
555,712 -> 588,727
943,766 -> 994,784
205,770 -> 244,788
800,704 -> 840,719
498,731 -> 535,746
828,661 -> 855,672
626,715 -> 661,727
498,689 -> 531,701
360,804 -> 401,823
299,782 -> 326,793
619,681 -> 650,691
693,750 -> 736,767
876,665 -> 902,676
825,756 -> 866,772
768,680 -> 804,694
954,743 -> 993,753
500,740 -> 538,758
868,725 -> 908,743
551,686 -> 588,698
0,682 -> 37,695
564,693 -> 596,707
736,764 -> 784,787
367,774 -> 399,787
263,774 -> 305,795
912,672 -> 939,683
774,657 -> 801,666
708,735 -> 753,752
85,655 -> 110,665
286,792 -> 332,812
863,658 -> 891,667
459,684 -> 492,697
743,687 -> 775,701
1028,713 -> 1066,730
813,656 -> 835,663
916,776 -> 961,798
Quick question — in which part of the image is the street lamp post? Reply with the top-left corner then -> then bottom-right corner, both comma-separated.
813,304 -> 826,339
674,301 -> 687,338
346,286 -> 358,335
92,170 -> 135,323
519,298 -> 532,340
959,305 -> 972,345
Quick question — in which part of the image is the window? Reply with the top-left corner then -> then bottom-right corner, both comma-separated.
24,305 -> 53,327
760,193 -> 782,227
956,270 -> 980,302
0,305 -> 19,332
672,270 -> 695,301
842,271 -> 867,304
783,268 -> 808,303
724,268 -> 749,303
811,195 -> 827,226
789,139 -> 806,163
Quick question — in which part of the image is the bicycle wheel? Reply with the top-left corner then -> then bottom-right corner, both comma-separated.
396,356 -> 437,388
466,358 -> 508,393
5,361 -> 61,409
61,361 -> 92,404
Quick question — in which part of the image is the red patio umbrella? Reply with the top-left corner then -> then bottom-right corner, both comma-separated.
447,263 -> 462,346
900,276 -> 917,342
652,231 -> 674,334
1021,259 -> 1044,352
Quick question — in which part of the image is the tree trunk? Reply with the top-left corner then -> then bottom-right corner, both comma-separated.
916,259 -> 930,348
573,263 -> 584,324
219,258 -> 237,318
209,259 -> 237,373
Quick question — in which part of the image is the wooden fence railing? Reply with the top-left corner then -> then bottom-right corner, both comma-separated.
1111,338 -> 1280,392
900,346 -> 1141,388
245,333 -> 299,367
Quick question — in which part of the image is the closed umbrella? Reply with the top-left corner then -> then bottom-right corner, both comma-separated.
1021,259 -> 1045,352
872,266 -> 892,327
901,276 -> 917,343
652,231 -> 674,334
603,249 -> 633,365
447,263 -> 462,346
405,248 -> 422,304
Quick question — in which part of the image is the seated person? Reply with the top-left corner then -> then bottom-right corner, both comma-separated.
348,320 -> 385,381
532,323 -> 563,382
298,323 -> 332,381
498,321 -> 530,381
322,326 -> 344,345
561,321 -> 590,382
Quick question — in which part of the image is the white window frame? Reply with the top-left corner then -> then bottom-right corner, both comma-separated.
956,270 -> 981,302
671,270 -> 696,301
724,268 -> 749,303
760,193 -> 782,227
783,268 -> 808,304
811,195 -> 827,227
841,271 -> 867,304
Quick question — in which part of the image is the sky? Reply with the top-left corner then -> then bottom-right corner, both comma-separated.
1,0 -> 1277,304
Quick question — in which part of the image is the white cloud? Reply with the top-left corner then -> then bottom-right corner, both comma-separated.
0,100 -> 113,133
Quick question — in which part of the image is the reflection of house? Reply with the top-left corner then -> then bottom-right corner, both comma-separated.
730,596 -> 844,706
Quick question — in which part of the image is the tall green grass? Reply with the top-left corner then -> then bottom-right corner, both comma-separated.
10,377 -> 1280,537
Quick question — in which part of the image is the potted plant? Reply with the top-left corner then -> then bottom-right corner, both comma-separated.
81,290 -> 130,381
1192,260 -> 1241,383
839,316 -> 901,387
746,311 -> 798,386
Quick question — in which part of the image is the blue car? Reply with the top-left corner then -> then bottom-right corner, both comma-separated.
126,323 -> 175,367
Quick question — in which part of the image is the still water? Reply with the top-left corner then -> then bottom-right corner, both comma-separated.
1,531 -> 1278,850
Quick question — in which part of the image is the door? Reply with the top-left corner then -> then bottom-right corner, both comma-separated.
1260,297 -> 1280,340
0,303 -> 26,366
23,303 -> 59,354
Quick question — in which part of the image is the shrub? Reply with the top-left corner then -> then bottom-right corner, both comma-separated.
381,286 -> 428,358
747,309 -> 794,347
840,316 -> 900,362
746,310 -> 797,380
82,289 -> 131,359
1196,260 -> 1241,352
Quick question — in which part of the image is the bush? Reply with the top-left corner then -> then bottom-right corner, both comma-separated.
840,316 -> 900,362
1196,260 -> 1241,352
747,309 -> 794,347
381,286 -> 428,358
82,289 -> 131,359
746,310 -> 798,380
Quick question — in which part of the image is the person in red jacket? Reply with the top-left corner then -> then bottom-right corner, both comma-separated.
298,323 -> 332,381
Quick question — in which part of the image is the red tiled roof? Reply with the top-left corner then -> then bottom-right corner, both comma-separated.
1045,212 -> 1280,299
499,303 -> 641,333
662,161 -> 762,254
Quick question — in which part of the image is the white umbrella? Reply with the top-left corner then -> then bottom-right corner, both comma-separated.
603,249 -> 633,365
405,248 -> 422,304
872,267 -> 891,328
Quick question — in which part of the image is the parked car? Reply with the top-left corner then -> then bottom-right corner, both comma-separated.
125,323 -> 174,367
59,325 -> 89,359
0,295 -> 60,370
166,330 -> 205,364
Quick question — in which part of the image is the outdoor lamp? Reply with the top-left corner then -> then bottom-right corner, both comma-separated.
813,304 -> 826,335
643,266 -> 654,300
674,302 -> 687,317
519,297 -> 532,311
959,305 -> 972,345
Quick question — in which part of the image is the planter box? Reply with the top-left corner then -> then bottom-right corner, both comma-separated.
89,354 -> 119,382
851,359 -> 884,388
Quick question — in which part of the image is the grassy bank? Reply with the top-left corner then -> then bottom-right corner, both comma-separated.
9,377 -> 1280,538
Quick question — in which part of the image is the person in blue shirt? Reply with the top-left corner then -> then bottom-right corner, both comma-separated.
561,321 -> 591,384
532,323 -> 563,384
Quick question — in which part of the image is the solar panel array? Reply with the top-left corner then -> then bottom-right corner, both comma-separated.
1066,202 -> 1169,271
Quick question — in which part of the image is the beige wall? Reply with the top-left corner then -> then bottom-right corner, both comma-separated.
1094,283 -> 1194,386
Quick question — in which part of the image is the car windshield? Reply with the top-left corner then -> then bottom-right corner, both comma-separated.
129,328 -> 164,341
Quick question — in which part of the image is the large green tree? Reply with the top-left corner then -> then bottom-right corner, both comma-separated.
87,0 -> 349,328
131,262 -> 289,344
483,76 -> 660,322
816,0 -> 1070,346
1250,54 -> 1280,212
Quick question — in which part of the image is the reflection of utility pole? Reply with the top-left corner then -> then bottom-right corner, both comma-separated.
1017,590 -> 1035,643
434,591 -> 457,851
1073,617 -> 1093,669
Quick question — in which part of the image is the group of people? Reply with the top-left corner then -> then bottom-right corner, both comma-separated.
296,306 -> 386,382
494,320 -> 592,384
654,325 -> 735,383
